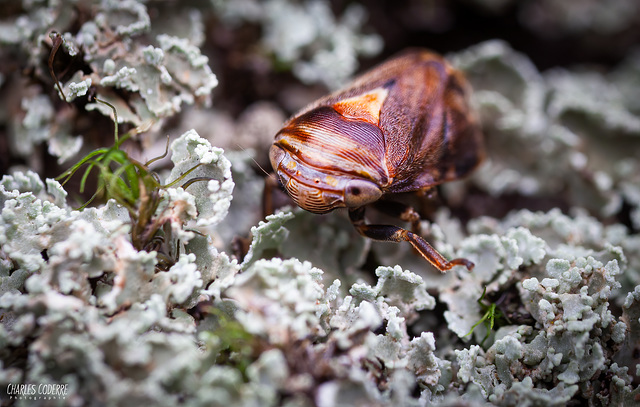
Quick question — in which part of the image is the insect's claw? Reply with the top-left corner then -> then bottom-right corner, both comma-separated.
449,258 -> 475,271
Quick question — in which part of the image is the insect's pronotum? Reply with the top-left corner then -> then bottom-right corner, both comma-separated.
270,49 -> 484,272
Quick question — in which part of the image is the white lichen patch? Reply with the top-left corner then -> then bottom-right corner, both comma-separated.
2,133 -> 640,406
165,129 -> 234,229
2,2 -> 640,406
212,0 -> 382,88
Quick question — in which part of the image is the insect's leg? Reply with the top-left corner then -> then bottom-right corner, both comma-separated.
348,206 -> 474,273
262,173 -> 280,218
371,200 -> 422,233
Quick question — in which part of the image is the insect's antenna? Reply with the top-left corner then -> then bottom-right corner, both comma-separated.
235,144 -> 271,176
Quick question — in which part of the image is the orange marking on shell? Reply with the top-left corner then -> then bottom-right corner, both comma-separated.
324,175 -> 338,187
332,88 -> 389,125
286,160 -> 297,170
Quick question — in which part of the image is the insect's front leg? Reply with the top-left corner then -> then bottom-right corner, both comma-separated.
371,200 -> 422,234
262,173 -> 280,218
348,206 -> 474,273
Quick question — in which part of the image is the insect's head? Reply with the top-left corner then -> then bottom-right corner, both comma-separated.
270,106 -> 386,214
270,144 -> 382,214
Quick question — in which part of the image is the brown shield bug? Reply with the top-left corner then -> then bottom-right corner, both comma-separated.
269,49 -> 484,272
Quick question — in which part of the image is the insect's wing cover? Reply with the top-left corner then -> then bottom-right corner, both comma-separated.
370,50 -> 484,190
437,68 -> 484,183
285,49 -> 484,191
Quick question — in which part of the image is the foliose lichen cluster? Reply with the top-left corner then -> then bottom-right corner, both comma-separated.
1,0 -> 639,406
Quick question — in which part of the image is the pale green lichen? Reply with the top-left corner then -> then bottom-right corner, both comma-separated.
0,0 -> 219,169
165,129 -> 234,229
227,257 -> 327,343
13,95 -> 54,157
450,40 -> 640,233
1,2 -> 640,406
66,77 -> 92,100
212,0 -> 383,88
280,208 -> 370,279
240,211 -> 296,268
2,141 -> 640,407
99,66 -> 138,89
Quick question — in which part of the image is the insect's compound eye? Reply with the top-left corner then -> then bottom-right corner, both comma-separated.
344,179 -> 382,208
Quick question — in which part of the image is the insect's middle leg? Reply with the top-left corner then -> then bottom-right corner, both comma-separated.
370,200 -> 423,234
348,206 -> 474,273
